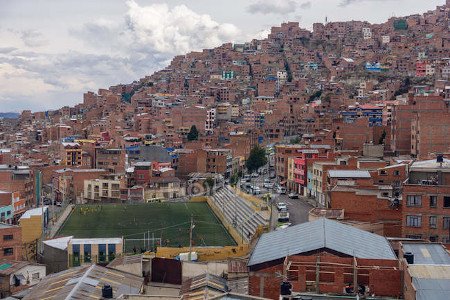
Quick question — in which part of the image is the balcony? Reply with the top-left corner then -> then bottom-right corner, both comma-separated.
293,169 -> 305,176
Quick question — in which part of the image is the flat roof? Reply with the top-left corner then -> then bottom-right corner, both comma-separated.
402,243 -> 450,265
328,170 -> 371,178
20,206 -> 48,220
70,238 -> 123,245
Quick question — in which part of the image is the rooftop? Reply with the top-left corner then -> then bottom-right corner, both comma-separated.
19,206 -> 48,220
23,264 -> 143,300
402,243 -> 450,265
248,218 -> 396,267
410,158 -> 450,171
328,170 -> 371,178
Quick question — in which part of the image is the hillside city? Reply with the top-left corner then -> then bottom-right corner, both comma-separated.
0,1 -> 450,300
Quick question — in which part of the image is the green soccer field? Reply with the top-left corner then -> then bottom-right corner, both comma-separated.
58,202 -> 236,252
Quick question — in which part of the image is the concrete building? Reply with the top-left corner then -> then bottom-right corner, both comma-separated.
0,259 -> 46,298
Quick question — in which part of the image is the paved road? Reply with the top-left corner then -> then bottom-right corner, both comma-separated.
240,170 -> 313,226
273,194 -> 313,225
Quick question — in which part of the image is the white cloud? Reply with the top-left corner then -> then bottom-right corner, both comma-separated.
124,1 -> 240,54
339,0 -> 398,7
0,1 -> 243,112
246,0 -> 311,15
20,29 -> 49,47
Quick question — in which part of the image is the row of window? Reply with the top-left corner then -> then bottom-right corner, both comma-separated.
406,195 -> 450,208
406,215 -> 450,229
406,235 -> 450,244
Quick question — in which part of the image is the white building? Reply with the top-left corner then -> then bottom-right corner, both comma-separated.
362,27 -> 372,40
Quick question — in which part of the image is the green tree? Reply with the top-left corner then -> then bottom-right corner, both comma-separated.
246,146 -> 268,173
187,125 -> 199,141
203,177 -> 215,195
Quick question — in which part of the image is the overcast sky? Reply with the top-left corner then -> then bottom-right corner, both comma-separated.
0,0 -> 444,112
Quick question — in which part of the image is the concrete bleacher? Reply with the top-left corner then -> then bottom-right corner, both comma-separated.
211,186 -> 269,243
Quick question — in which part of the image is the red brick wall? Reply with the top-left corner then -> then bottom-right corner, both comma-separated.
402,184 -> 450,244
249,254 -> 402,299
0,226 -> 22,260
330,190 -> 402,236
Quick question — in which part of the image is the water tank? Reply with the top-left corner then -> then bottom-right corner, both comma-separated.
280,281 -> 292,296
102,284 -> 113,299
404,252 -> 414,264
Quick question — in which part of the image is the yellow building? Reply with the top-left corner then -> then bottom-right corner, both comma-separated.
19,206 -> 48,261
19,207 -> 48,244
62,142 -> 82,166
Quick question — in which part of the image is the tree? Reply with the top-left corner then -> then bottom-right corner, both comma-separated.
187,125 -> 199,141
203,177 -> 215,195
246,146 -> 267,173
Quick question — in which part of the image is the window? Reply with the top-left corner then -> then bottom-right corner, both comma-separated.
430,196 -> 437,208
393,170 -> 400,176
443,217 -> 450,230
429,216 -> 437,229
3,235 -> 13,241
444,196 -> 450,208
31,273 -> 40,280
3,248 -> 13,256
406,195 -> 422,206
406,215 -> 422,227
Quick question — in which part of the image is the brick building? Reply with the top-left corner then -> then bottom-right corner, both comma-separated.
95,148 -> 126,173
248,219 -> 401,299
401,158 -> 450,244
0,224 -> 22,261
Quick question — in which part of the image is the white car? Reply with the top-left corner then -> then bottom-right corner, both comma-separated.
251,172 -> 259,178
288,193 -> 299,199
276,186 -> 286,194
276,202 -> 287,211
275,222 -> 292,230
263,182 -> 274,189
252,186 -> 261,195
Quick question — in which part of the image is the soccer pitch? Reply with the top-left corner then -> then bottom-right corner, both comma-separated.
58,202 -> 236,252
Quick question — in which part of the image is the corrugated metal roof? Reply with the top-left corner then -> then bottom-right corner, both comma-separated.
248,218 -> 396,266
402,243 -> 450,265
413,278 -> 450,300
408,265 -> 450,280
328,170 -> 371,178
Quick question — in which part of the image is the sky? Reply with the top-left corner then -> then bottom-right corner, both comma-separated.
0,0 -> 444,112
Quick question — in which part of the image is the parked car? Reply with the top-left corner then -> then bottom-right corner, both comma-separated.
276,202 -> 287,211
243,175 -> 251,182
275,222 -> 292,230
263,182 -> 274,189
251,172 -> 259,178
252,186 -> 261,195
276,186 -> 286,194
288,193 -> 299,199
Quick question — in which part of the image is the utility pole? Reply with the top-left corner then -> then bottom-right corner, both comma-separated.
353,256 -> 358,295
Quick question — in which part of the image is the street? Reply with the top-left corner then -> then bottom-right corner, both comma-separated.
239,169 -> 313,226
273,194 -> 313,225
